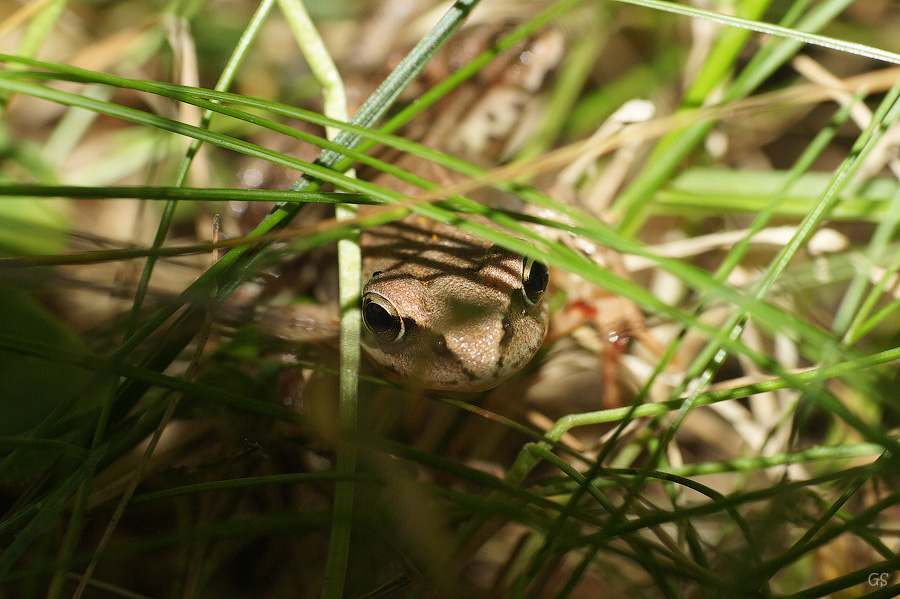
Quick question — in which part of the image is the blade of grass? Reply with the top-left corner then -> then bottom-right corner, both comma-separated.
620,0 -> 900,66
0,184 -> 368,203
653,168 -> 900,221
275,0 -> 361,595
838,189 -> 900,344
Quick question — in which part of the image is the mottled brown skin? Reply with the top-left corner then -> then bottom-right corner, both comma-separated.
360,213 -> 548,391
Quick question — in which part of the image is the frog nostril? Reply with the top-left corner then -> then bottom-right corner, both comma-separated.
501,317 -> 513,344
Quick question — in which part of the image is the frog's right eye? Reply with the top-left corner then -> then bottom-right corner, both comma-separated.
362,292 -> 405,342
522,258 -> 549,306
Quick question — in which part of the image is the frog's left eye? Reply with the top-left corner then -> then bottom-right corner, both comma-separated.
362,292 -> 405,342
522,257 -> 549,305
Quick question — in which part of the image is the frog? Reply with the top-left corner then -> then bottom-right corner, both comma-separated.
359,213 -> 549,391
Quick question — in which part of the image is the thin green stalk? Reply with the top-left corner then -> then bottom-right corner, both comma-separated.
275,0 -> 361,596
10,0 -> 67,60
848,271 -> 900,345
536,443 -> 884,484
841,184 -> 900,342
278,0 -> 348,139
41,85 -> 111,167
619,0 -> 900,66
326,200 -> 361,597
0,184 -> 366,202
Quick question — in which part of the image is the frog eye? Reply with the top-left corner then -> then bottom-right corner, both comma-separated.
362,292 -> 405,342
522,257 -> 549,306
